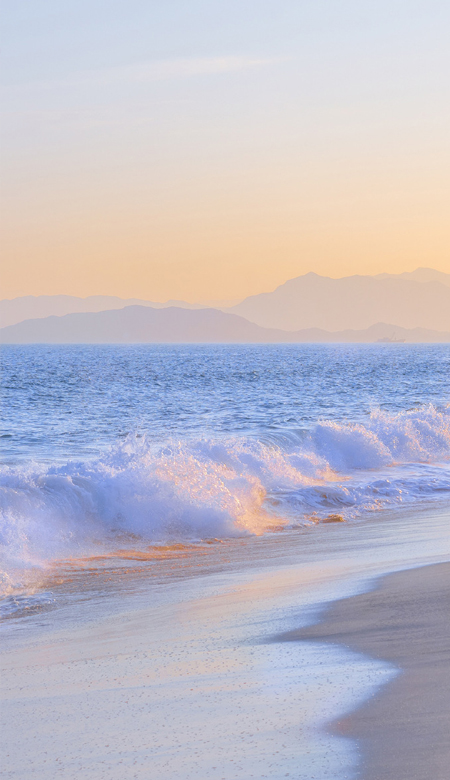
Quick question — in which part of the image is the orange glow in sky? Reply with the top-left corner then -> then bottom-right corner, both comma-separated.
1,2 -> 449,302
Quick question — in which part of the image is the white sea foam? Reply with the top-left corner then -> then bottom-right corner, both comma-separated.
1,405 -> 449,593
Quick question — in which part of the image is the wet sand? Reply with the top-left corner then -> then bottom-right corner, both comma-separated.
2,510 -> 449,779
278,562 -> 450,780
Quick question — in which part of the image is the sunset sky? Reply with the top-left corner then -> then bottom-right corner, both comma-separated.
1,1 -> 449,303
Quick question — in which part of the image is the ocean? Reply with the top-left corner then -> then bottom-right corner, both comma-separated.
1,343 -> 449,610
1,343 -> 450,779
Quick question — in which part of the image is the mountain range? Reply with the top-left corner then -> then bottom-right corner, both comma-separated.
1,268 -> 449,343
228,269 -> 450,331
1,305 -> 449,344
0,294 -> 206,330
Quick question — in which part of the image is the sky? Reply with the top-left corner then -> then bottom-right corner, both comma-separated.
1,0 -> 449,303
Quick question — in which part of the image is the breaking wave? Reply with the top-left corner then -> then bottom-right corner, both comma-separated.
1,405 -> 450,594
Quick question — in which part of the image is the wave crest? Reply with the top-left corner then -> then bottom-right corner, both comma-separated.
1,404 -> 449,591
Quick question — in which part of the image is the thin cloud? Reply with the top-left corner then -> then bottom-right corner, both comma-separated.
107,56 -> 279,84
4,56 -> 284,93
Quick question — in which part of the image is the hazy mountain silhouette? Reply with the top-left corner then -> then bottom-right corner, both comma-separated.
374,267 -> 450,286
0,306 -> 282,343
1,306 -> 449,344
2,268 -> 449,332
294,323 -> 450,343
0,295 -> 206,329
229,270 -> 450,331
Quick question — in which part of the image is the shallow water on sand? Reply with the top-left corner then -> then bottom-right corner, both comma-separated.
2,505 -> 448,780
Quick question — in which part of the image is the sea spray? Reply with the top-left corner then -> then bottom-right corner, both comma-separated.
1,405 -> 450,592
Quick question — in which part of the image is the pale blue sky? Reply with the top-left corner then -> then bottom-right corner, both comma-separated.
1,1 -> 449,300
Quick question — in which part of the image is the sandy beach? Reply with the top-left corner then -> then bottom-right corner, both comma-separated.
1,507 -> 449,779
281,562 -> 450,779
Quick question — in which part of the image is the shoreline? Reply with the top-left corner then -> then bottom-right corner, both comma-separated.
1,508 -> 449,779
276,561 -> 450,779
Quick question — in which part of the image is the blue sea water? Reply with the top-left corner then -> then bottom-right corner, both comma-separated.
1,344 -> 450,597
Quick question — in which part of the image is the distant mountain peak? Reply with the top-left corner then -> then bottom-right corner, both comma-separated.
229,269 -> 450,332
375,267 -> 450,285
